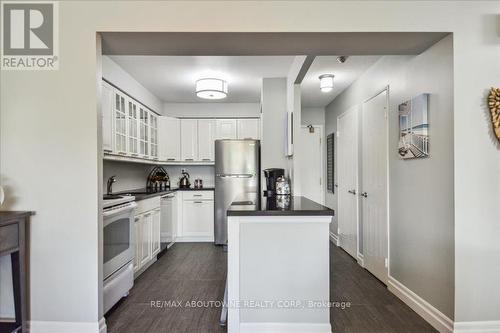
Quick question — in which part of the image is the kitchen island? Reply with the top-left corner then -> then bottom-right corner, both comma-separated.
226,195 -> 334,333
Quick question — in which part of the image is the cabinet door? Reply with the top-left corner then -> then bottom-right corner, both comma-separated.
180,119 -> 198,161
149,112 -> 158,160
127,99 -> 139,156
138,106 -> 150,158
101,81 -> 114,152
113,90 -> 127,154
159,117 -> 181,161
198,119 -> 216,162
151,208 -> 161,256
133,216 -> 141,273
237,119 -> 260,140
140,212 -> 152,266
182,200 -> 214,238
215,119 -> 237,139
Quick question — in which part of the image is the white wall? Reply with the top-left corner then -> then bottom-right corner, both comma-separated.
1,1 -> 499,329
102,55 -> 163,113
163,102 -> 260,117
301,107 -> 325,125
325,36 -> 454,319
103,161 -> 154,193
261,78 -> 290,188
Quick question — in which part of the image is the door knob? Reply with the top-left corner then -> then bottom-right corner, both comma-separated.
360,192 -> 368,198
348,189 -> 356,195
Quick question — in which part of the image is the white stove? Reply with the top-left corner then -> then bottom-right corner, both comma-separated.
103,195 -> 135,209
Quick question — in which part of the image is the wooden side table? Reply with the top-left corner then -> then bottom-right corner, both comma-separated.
0,211 -> 33,333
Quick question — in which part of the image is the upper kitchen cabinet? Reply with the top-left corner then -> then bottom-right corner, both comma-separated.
159,117 -> 181,162
101,81 -> 114,153
149,113 -> 159,160
127,99 -> 139,156
198,119 -> 216,161
113,89 -> 128,155
237,118 -> 260,140
180,119 -> 199,162
138,105 -> 150,158
215,119 -> 237,139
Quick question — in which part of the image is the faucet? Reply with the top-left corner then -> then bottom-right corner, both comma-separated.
107,176 -> 116,195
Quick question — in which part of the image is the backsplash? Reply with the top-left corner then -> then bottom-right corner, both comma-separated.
103,160 -> 215,192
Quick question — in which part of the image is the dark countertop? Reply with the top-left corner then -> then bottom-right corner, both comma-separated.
227,194 -> 334,217
114,187 -> 214,201
0,211 -> 34,225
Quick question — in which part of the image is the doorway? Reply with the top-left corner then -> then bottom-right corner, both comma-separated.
297,125 -> 324,204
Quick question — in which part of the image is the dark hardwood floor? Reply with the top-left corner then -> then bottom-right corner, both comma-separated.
106,242 -> 436,333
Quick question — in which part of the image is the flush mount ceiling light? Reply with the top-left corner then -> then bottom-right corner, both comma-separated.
196,78 -> 228,100
319,74 -> 335,93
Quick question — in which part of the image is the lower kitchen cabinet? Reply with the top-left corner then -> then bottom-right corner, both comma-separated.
134,198 -> 161,277
176,191 -> 214,242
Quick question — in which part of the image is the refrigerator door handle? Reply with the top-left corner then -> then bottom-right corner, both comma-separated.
217,174 -> 254,178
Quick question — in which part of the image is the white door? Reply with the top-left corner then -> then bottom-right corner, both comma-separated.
140,212 -> 152,267
361,90 -> 388,283
337,107 -> 359,260
138,106 -> 149,158
182,200 -> 214,239
113,90 -> 127,154
101,81 -> 114,153
237,119 -> 260,140
215,119 -> 237,139
297,125 -> 323,204
159,117 -> 181,161
149,112 -> 158,160
180,119 -> 199,162
198,119 -> 216,161
127,99 -> 139,156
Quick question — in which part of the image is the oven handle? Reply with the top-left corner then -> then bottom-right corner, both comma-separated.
103,202 -> 137,218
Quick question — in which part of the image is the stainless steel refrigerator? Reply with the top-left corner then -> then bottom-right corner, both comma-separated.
214,139 -> 260,245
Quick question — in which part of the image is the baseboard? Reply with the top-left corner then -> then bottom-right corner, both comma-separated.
240,322 -> 332,333
454,321 -> 500,333
329,231 -> 339,246
387,276 -> 453,333
357,253 -> 364,267
175,236 -> 214,242
29,319 -> 104,333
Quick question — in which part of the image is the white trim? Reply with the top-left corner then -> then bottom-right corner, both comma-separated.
357,253 -> 365,267
454,321 -> 500,333
29,320 -> 104,333
174,236 -> 214,242
387,276 -> 453,333
240,322 -> 332,333
329,231 -> 339,246
99,318 -> 107,333
227,216 -> 241,333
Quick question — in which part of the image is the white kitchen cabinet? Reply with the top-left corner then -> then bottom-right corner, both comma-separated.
159,117 -> 181,161
133,216 -> 141,273
138,106 -> 150,158
101,81 -> 114,152
160,193 -> 177,245
180,119 -> 199,162
182,200 -> 214,239
113,89 -> 128,154
151,208 -> 161,256
149,113 -> 159,160
198,119 -> 216,161
216,119 -> 237,139
127,99 -> 139,156
237,118 -> 260,140
139,212 -> 152,267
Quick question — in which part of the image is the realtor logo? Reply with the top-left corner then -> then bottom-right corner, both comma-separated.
1,1 -> 59,70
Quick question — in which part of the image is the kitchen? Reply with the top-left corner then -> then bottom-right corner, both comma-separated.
100,51 -> 338,332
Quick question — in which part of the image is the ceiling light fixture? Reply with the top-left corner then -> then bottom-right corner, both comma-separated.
196,78 -> 228,100
319,74 -> 334,93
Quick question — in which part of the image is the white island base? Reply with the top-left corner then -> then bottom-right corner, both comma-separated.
227,213 -> 332,333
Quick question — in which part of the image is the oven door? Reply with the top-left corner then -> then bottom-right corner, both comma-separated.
103,203 -> 136,280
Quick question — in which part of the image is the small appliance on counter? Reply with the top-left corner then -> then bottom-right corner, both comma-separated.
194,178 -> 203,189
179,171 -> 191,189
276,176 -> 291,195
146,166 -> 170,191
263,168 -> 285,197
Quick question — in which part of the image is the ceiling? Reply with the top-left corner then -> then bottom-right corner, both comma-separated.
110,55 -> 295,103
301,56 -> 381,108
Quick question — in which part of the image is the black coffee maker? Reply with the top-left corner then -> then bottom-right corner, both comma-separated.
263,168 -> 285,197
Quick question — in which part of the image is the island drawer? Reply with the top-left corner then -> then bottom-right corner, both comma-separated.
183,191 -> 214,201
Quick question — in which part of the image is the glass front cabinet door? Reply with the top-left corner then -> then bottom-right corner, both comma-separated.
114,91 -> 127,154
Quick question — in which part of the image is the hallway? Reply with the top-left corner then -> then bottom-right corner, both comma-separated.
106,243 -> 436,333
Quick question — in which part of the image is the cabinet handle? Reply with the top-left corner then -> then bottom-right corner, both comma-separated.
185,158 -> 194,161
193,201 -> 203,204
202,159 -> 211,161
193,194 -> 202,197
167,158 -> 176,161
